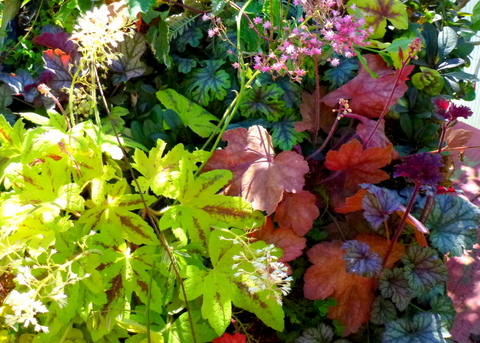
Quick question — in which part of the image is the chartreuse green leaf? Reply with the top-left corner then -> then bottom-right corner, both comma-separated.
0,115 -> 26,181
157,88 -> 218,137
426,194 -> 480,256
185,59 -> 231,106
160,159 -> 263,248
347,0 -> 408,39
402,246 -> 448,294
167,306 -> 217,343
383,313 -> 448,342
81,179 -> 158,245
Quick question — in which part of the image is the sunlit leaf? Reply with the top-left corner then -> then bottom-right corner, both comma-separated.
274,191 -> 319,236
110,33 -> 148,85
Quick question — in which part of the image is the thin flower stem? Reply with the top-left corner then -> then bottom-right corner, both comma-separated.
437,121 -> 449,153
307,114 -> 342,160
382,182 -> 422,268
313,55 -> 321,146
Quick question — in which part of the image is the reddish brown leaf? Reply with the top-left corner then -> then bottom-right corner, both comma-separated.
335,189 -> 368,213
274,191 -> 319,236
295,87 -> 336,135
254,216 -> 306,262
304,235 -> 404,335
355,118 -> 398,159
204,126 -> 309,214
213,333 -> 246,343
325,139 -> 393,188
321,55 -> 414,118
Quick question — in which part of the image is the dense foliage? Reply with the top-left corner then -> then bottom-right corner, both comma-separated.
0,0 -> 479,342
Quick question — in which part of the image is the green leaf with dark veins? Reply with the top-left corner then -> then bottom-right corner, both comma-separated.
370,297 -> 397,325
383,313 -> 448,343
240,84 -> 287,121
271,119 -> 306,150
172,54 -> 197,73
173,21 -> 203,52
157,88 -> 218,137
0,83 -> 15,109
426,194 -> 480,256
185,60 -> 231,106
402,246 -> 448,293
322,58 -> 358,90
379,268 -> 412,311
109,33 -> 148,85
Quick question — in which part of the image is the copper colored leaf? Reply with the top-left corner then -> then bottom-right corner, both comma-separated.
321,55 -> 414,118
274,191 -> 319,236
254,216 -> 306,263
304,235 -> 403,335
295,87 -> 336,134
204,125 -> 309,214
325,139 -> 393,188
335,189 -> 367,213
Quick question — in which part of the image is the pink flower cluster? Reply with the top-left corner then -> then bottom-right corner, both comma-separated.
252,4 -> 370,82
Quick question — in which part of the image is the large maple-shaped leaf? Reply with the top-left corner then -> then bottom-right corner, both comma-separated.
274,190 -> 319,236
186,59 -> 231,106
253,216 -> 306,262
156,88 -> 218,137
348,0 -> 408,39
321,55 -> 414,118
425,194 -> 480,256
304,235 -> 404,335
109,32 -> 147,85
324,139 -> 393,188
204,125 -> 309,214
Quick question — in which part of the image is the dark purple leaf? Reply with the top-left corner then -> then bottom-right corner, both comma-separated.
109,33 -> 147,85
342,240 -> 382,277
33,31 -> 76,54
0,70 -> 39,102
394,153 -> 444,185
42,49 -> 76,92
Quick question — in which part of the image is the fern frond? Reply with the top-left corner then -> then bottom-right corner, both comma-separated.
167,14 -> 200,42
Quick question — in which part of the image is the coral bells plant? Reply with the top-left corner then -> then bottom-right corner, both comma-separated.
0,0 -> 479,342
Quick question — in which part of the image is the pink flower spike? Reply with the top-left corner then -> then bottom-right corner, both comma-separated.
232,62 -> 240,69
253,16 -> 263,25
330,58 -> 340,67
263,20 -> 271,29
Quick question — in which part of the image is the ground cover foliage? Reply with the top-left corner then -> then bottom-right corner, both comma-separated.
0,0 -> 479,342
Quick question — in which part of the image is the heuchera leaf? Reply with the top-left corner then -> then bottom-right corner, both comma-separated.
41,49 -> 75,92
445,127 -> 474,149
0,70 -> 39,103
324,139 -> 393,188
383,313 -> 448,343
379,268 -> 412,311
109,33 -> 148,85
253,216 -> 306,263
370,297 -> 397,325
33,30 -> 76,54
271,119 -> 306,151
274,190 -> 320,236
402,246 -> 448,293
321,55 -> 414,118
295,87 -> 336,135
303,235 -> 404,335
355,118 -> 396,156
240,84 -> 287,122
186,59 -> 231,106
204,125 -> 309,214
342,240 -> 382,277
426,194 -> 480,256
361,185 -> 402,229
156,88 -> 218,137
322,58 -> 358,90
347,0 -> 409,39
296,323 -> 334,343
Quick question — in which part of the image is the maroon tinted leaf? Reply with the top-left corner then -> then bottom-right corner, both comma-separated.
42,49 -> 75,92
393,153 -> 444,185
0,70 -> 39,102
361,184 -> 402,229
33,31 -> 76,54
109,33 -> 147,85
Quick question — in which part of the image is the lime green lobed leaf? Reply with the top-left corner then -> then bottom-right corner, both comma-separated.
201,271 -> 233,336
348,0 -> 408,39
157,89 -> 218,137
